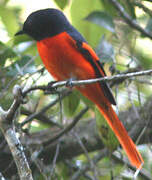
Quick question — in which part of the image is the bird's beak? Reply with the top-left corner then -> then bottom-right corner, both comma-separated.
15,30 -> 24,36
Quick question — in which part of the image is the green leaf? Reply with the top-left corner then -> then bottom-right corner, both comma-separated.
99,0 -> 117,17
0,6 -> 19,37
76,91 -> 94,109
85,11 -> 115,33
54,0 -> 68,10
125,0 -> 136,19
30,122 -> 50,133
6,55 -> 37,76
0,41 -> 17,66
96,35 -> 115,63
70,0 -> 108,48
100,0 -> 136,19
95,107 -> 119,152
0,0 -> 10,5
63,90 -> 80,117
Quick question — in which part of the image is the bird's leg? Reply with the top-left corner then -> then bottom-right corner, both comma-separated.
66,77 -> 76,90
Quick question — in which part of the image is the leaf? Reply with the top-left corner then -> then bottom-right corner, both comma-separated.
76,91 -> 94,109
30,122 -> 50,133
0,41 -> 17,66
0,6 -> 19,37
100,0 -> 136,19
0,0 -> 10,5
70,0 -> 108,48
6,55 -> 37,76
54,0 -> 68,10
85,11 -> 115,33
95,107 -> 119,151
96,36 -> 115,63
125,0 -> 136,19
63,90 -> 80,117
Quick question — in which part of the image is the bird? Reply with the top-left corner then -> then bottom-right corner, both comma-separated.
15,8 -> 144,169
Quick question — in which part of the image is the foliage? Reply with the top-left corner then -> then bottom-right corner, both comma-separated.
0,0 -> 152,179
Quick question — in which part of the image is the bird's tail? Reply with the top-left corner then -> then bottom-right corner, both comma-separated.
97,103 -> 144,169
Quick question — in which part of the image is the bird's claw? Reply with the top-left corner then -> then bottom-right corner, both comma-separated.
66,78 -> 74,89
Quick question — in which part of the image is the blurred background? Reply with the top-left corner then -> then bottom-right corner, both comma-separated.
0,0 -> 152,179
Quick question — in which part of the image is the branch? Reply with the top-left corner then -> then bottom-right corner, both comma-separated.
49,69 -> 152,89
143,0 -> 152,2
21,108 -> 61,127
112,152 -> 152,180
71,149 -> 108,180
0,85 -> 33,180
21,90 -> 71,127
43,106 -> 89,146
108,0 -> 152,39
20,70 -> 152,95
6,85 -> 23,123
133,1 -> 152,17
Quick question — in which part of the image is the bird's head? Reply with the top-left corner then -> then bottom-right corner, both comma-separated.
15,8 -> 70,41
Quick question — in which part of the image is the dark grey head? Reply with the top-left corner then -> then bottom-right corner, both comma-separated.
15,8 -> 71,41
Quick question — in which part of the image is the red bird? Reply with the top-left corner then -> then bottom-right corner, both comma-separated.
16,8 -> 143,169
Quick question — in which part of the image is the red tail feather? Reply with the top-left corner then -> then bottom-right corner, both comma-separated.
97,104 -> 144,169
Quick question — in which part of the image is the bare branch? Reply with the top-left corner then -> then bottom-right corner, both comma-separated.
112,152 -> 152,180
22,85 -> 48,97
21,90 -> 71,127
4,128 -> 33,180
133,1 -> 152,17
0,85 -> 33,180
109,0 -> 152,39
21,70 -> 152,96
6,85 -> 23,123
50,69 -> 152,89
43,106 -> 89,146
71,149 -> 108,180
21,108 -> 61,127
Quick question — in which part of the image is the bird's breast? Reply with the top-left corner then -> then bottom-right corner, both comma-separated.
37,32 -> 95,81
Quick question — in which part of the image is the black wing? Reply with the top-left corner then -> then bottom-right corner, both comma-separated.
76,40 -> 116,105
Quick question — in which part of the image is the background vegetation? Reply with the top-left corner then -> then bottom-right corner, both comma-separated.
0,0 -> 152,179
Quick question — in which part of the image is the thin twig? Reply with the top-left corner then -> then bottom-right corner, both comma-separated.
43,107 -> 89,146
0,55 -> 38,99
109,0 -> 152,39
73,132 -> 98,180
21,90 -> 71,127
21,108 -> 61,127
112,152 -> 152,180
71,149 -> 108,180
22,85 -> 48,97
50,142 -> 60,178
133,1 -> 152,17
